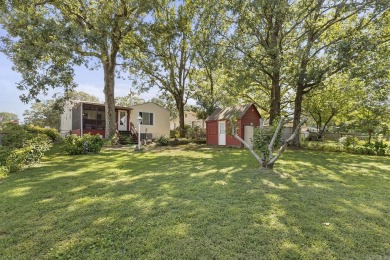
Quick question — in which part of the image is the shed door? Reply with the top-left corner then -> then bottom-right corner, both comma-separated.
218,121 -> 226,145
118,110 -> 128,131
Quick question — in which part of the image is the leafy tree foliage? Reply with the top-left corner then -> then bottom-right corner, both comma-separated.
221,0 -> 387,145
0,112 -> 18,128
0,0 -> 153,138
115,91 -> 144,107
124,0 -> 198,137
303,75 -> 357,138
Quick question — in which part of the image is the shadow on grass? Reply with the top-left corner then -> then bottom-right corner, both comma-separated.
0,146 -> 389,258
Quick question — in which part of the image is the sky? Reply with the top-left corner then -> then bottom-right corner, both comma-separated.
0,28 -> 159,123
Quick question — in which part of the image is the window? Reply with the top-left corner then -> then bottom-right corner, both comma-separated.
139,112 -> 153,125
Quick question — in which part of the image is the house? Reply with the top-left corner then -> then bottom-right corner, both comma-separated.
61,101 -> 170,141
129,102 -> 170,140
60,100 -> 134,138
205,104 -> 261,147
170,111 -> 205,130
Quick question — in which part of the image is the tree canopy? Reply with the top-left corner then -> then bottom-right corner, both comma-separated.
1,0 -> 388,143
1,0 -> 154,138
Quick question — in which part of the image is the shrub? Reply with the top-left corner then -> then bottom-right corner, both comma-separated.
302,141 -> 344,153
253,126 -> 282,156
25,125 -> 60,142
338,136 -> 358,148
1,123 -> 32,148
0,166 -> 8,178
302,139 -> 390,156
186,126 -> 206,140
62,135 -> 84,155
373,140 -> 388,156
172,125 -> 192,138
169,138 -> 191,146
156,136 -> 169,146
170,130 -> 177,138
63,134 -> 104,155
1,123 -> 60,147
82,134 -> 104,153
0,134 -> 52,173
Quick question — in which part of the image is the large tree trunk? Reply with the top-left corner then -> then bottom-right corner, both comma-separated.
177,98 -> 186,138
269,75 -> 281,125
103,56 -> 117,139
292,84 -> 304,146
269,13 -> 282,126
292,30 -> 313,146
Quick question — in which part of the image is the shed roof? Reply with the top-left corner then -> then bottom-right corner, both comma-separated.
206,104 -> 257,121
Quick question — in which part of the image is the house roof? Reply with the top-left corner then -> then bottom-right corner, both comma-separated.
129,102 -> 169,111
70,100 -> 133,110
206,104 -> 258,121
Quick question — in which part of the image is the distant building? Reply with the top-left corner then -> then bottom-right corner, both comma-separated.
170,111 -> 205,130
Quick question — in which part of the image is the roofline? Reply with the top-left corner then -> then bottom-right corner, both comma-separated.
129,102 -> 169,111
205,104 -> 260,122
69,100 -> 133,110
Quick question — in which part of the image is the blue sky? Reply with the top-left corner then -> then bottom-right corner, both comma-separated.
0,28 -> 158,123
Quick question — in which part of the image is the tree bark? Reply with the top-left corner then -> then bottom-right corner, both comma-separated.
233,134 -> 264,166
269,12 -> 282,126
267,118 -> 307,168
103,53 -> 117,139
269,75 -> 281,125
177,98 -> 186,138
292,84 -> 304,146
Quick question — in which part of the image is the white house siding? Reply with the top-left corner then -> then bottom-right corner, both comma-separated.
170,111 -> 205,130
60,100 -> 73,137
130,103 -> 170,139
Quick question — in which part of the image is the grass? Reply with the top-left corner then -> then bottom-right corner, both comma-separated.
0,145 -> 389,259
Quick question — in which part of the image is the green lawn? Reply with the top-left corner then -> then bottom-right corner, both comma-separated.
1,145 -> 389,259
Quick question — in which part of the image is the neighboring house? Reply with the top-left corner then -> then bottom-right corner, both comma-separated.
205,104 -> 261,148
129,102 -> 170,140
170,111 -> 205,130
60,100 -> 134,138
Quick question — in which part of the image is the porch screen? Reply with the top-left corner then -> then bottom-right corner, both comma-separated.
72,104 -> 81,130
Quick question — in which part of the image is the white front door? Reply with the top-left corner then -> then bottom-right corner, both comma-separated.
118,110 -> 127,131
218,121 -> 226,145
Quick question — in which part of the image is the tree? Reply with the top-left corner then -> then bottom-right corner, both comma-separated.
115,91 -> 144,107
303,75 -> 357,138
230,116 -> 307,169
64,91 -> 100,103
225,0 -> 290,125
190,1 -> 234,119
0,112 -> 18,128
125,0 -> 197,137
335,9 -> 390,140
0,0 -> 153,139
23,100 -> 61,129
287,0 -> 386,145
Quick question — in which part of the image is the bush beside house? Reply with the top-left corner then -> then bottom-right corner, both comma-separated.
0,123 -> 54,177
62,134 -> 104,155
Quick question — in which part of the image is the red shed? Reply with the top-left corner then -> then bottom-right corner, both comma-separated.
205,104 -> 261,148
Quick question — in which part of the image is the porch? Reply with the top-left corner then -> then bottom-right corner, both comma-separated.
70,102 -> 137,143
